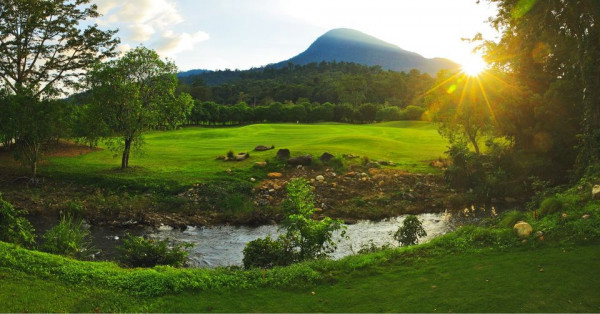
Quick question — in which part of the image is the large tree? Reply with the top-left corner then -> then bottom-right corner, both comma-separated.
88,47 -> 180,169
0,0 -> 119,97
0,0 -> 119,176
483,0 -> 600,173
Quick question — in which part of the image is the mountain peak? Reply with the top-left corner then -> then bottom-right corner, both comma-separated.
275,28 -> 458,74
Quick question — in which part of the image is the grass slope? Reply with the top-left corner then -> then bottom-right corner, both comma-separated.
42,122 -> 446,186
2,244 -> 599,312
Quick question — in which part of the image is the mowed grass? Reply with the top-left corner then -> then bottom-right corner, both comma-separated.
42,122 -> 447,187
2,244 -> 599,312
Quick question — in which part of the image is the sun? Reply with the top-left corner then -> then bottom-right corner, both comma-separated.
461,55 -> 487,77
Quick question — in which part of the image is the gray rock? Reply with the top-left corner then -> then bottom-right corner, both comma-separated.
276,149 -> 290,159
288,155 -> 312,166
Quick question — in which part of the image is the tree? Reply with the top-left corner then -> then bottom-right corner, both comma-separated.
0,0 -> 118,175
483,0 -> 600,173
89,47 -> 178,169
394,215 -> 426,246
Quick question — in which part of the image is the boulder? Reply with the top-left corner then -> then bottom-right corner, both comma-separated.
320,152 -> 335,163
267,172 -> 283,179
254,145 -> 274,151
288,155 -> 312,166
276,149 -> 290,160
592,185 -> 600,200
365,162 -> 381,169
513,221 -> 533,238
235,152 -> 249,161
254,161 -> 267,167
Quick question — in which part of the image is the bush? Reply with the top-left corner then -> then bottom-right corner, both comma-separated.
0,193 -> 35,247
242,235 -> 293,269
117,235 -> 193,268
244,178 -> 345,269
539,197 -> 563,216
394,215 -> 427,246
499,210 -> 528,228
40,215 -> 93,258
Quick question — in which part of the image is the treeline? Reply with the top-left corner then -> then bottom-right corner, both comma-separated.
177,61 -> 435,107
186,101 -> 425,125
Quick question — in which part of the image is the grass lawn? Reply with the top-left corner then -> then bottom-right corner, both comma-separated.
40,122 -> 447,187
2,244 -> 599,312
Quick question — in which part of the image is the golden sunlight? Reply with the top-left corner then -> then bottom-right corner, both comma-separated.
461,54 -> 487,77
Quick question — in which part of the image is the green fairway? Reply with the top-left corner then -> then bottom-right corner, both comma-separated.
2,244 -> 599,312
43,121 -> 447,186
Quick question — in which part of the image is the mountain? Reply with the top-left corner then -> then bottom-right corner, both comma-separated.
272,28 -> 458,75
178,69 -> 210,78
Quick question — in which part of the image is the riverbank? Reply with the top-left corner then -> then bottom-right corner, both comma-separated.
2,240 -> 599,312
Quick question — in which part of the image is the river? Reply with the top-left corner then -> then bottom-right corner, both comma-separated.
30,207 -> 497,268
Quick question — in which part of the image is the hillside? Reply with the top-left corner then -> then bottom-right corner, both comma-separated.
273,28 -> 459,75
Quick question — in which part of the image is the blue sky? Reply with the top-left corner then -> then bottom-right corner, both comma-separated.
94,0 -> 499,71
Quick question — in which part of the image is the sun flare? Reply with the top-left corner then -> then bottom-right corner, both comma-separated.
461,55 -> 487,76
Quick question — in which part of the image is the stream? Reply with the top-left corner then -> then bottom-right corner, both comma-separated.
30,207 -> 498,268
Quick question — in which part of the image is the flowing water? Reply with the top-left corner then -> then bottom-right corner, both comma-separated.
30,206 -> 498,268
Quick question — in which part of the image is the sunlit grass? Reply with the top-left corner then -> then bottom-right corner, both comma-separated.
41,122 -> 448,187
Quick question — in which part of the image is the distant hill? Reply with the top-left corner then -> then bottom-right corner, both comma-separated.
272,28 -> 459,75
179,28 -> 459,84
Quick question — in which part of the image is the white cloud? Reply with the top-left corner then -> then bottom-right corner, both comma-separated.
94,0 -> 209,58
154,30 -> 210,56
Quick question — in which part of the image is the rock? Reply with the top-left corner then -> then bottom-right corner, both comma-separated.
513,221 -> 533,238
250,177 -> 256,182
593,185 -> 600,200
288,155 -> 312,166
534,231 -> 543,238
254,161 -> 267,167
361,172 -> 368,178
267,172 -> 283,178
582,214 -> 590,219
345,171 -> 355,177
361,177 -> 367,181
276,149 -> 290,159
365,162 -> 381,169
320,152 -> 335,163
316,175 -> 325,182
310,178 -> 315,183
254,145 -> 273,151
216,155 -> 226,160
235,152 -> 249,161
561,213 -> 568,218
268,189 -> 275,193
297,165 -> 303,169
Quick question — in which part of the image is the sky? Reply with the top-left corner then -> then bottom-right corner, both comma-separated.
93,0 -> 500,71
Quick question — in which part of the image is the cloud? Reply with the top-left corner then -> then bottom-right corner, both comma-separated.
94,0 -> 208,57
154,31 -> 210,56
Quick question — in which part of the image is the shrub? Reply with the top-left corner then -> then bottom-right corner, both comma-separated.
244,178 -> 345,269
394,215 -> 427,246
117,235 -> 193,268
539,197 -> 563,216
242,235 -> 293,269
499,210 -> 528,228
0,193 -> 35,247
400,105 -> 425,120
40,215 -> 93,258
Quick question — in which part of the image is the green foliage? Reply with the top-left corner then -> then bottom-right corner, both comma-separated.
89,46 -> 180,169
117,235 -> 193,268
499,210 -> 528,228
244,178 -> 345,268
0,194 -> 35,247
40,215 -> 93,259
280,178 -> 346,260
242,235 -> 293,269
394,215 -> 427,246
538,197 -> 563,217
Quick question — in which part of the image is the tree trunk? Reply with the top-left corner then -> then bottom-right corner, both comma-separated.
122,138 -> 132,169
